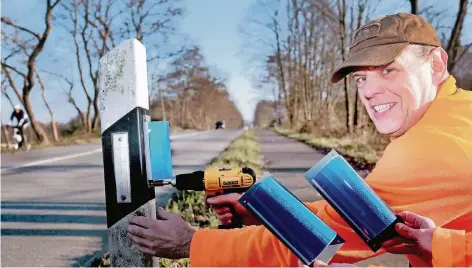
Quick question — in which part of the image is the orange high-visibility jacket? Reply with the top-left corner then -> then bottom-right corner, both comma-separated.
189,75 -> 472,267
432,228 -> 472,267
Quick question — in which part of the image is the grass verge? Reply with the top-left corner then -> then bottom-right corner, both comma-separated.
159,129 -> 263,267
273,128 -> 385,171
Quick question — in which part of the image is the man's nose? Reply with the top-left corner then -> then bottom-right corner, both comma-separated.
362,77 -> 384,100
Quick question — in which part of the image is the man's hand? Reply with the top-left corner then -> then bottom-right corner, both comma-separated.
381,211 -> 436,266
206,193 -> 260,226
297,259 -> 356,267
126,207 -> 195,259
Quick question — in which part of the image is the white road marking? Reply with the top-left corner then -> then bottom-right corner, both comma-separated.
1,130 -> 216,173
1,149 -> 103,173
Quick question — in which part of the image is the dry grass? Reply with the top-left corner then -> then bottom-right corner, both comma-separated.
274,128 -> 388,170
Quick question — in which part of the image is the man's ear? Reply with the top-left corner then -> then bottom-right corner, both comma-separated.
430,47 -> 449,86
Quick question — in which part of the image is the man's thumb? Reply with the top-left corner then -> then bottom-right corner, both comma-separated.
206,193 -> 240,206
395,223 -> 420,241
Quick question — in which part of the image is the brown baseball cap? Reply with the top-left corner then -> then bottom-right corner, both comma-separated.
331,13 -> 441,83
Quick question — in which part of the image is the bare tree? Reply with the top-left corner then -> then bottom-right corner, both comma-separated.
42,70 -> 86,128
35,71 -> 59,142
59,0 -> 93,132
1,0 -> 63,144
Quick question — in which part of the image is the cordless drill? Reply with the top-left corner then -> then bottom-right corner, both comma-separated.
150,166 -> 257,229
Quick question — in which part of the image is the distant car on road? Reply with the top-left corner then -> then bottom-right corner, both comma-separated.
215,121 -> 225,129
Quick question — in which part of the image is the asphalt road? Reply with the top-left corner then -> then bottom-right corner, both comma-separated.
1,129 -> 242,267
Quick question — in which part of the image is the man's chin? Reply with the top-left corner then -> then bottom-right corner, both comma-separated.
374,124 -> 401,136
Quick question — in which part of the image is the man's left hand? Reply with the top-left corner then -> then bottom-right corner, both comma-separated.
127,207 -> 196,259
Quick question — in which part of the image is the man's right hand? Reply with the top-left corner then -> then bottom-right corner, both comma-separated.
206,193 -> 261,226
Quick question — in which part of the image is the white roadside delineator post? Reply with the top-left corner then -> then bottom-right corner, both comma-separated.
99,39 -> 157,267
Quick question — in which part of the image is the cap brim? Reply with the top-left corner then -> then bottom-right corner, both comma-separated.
330,43 -> 409,83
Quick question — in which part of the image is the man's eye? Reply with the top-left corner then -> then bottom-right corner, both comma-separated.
382,68 -> 394,75
355,77 -> 366,84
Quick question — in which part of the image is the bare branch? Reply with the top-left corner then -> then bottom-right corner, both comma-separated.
1,66 -> 24,105
1,17 -> 41,40
1,62 -> 27,78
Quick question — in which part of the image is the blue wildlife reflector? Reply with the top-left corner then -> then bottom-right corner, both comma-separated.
148,121 -> 173,180
304,149 -> 402,252
238,172 -> 345,266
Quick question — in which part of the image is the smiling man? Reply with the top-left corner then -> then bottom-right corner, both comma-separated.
127,13 -> 472,267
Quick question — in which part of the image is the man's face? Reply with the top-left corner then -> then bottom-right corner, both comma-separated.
352,49 -> 436,137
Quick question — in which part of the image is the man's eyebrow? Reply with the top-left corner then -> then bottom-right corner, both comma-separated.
352,72 -> 364,77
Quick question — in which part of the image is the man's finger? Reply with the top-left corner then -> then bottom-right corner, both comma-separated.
384,244 -> 418,255
381,236 -> 409,248
129,216 -> 153,228
127,224 -> 151,239
156,207 -> 173,220
219,213 -> 233,222
134,244 -> 156,256
213,206 -> 230,215
206,193 -> 240,206
395,223 -> 420,240
128,232 -> 154,248
312,260 -> 328,267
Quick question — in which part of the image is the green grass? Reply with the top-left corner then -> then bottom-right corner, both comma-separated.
158,129 -> 262,267
274,128 -> 384,170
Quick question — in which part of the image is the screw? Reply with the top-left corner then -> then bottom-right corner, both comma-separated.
121,195 -> 127,201
118,137 -> 122,141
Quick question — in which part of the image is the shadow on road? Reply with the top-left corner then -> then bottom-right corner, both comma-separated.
1,229 -> 106,236
1,200 -> 108,267
1,214 -> 106,224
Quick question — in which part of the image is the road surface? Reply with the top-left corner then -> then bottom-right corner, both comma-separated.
1,129 -> 241,267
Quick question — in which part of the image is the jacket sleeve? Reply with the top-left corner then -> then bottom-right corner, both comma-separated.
432,228 -> 472,267
189,130 -> 472,267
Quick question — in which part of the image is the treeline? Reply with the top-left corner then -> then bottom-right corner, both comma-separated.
249,0 -> 470,139
1,0 -> 242,145
150,47 -> 243,129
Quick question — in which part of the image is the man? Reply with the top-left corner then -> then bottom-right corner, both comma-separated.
127,13 -> 472,266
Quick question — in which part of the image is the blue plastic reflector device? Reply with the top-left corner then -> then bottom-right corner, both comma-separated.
148,121 -> 173,180
239,172 -> 345,266
304,149 -> 402,252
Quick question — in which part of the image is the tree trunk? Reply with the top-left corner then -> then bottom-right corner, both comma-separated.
337,0 -> 353,133
37,71 -> 59,142
409,0 -> 419,14
159,83 -> 167,121
23,92 -> 49,144
446,0 -> 468,72
2,120 -> 11,146
42,92 -> 59,142
92,77 -> 100,131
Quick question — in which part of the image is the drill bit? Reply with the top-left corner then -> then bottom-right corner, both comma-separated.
149,177 -> 176,187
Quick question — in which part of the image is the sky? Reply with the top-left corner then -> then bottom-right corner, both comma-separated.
1,0 -> 471,125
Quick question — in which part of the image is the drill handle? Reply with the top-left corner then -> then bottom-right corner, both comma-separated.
217,205 -> 243,229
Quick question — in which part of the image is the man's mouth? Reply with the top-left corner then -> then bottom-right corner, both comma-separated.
372,103 -> 396,113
